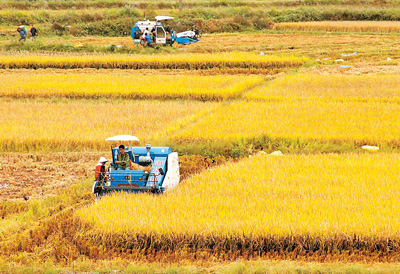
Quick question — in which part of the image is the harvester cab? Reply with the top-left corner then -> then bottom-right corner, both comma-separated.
93,135 -> 180,198
130,16 -> 202,46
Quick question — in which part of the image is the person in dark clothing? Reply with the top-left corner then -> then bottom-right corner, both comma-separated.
151,26 -> 156,42
30,25 -> 37,40
165,24 -> 171,33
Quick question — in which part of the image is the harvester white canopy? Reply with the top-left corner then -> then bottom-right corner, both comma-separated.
362,145 -> 379,151
155,16 -> 174,21
106,135 -> 140,142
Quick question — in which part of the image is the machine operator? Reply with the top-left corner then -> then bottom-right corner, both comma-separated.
116,145 -> 130,170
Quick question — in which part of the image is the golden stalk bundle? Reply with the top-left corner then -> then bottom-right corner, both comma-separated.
245,74 -> 400,101
275,21 -> 400,33
0,72 -> 264,100
0,52 -> 308,69
0,100 -> 219,152
77,153 -> 400,238
173,100 -> 400,145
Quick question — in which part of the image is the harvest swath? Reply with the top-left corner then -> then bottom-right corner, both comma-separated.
76,153 -> 400,260
245,74 -> 400,101
0,99 -> 219,152
0,71 -> 264,100
173,100 -> 400,146
275,21 -> 400,33
0,53 -> 308,70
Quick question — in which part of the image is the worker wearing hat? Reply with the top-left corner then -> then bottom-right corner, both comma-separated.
95,157 -> 108,182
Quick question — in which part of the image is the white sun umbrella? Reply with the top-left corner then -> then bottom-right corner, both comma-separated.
106,135 -> 140,151
362,145 -> 379,151
106,135 -> 140,142
155,16 -> 174,21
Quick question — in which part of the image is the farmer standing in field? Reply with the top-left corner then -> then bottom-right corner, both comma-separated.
95,157 -> 108,183
17,27 -> 26,42
165,23 -> 171,34
140,27 -> 150,48
30,25 -> 37,41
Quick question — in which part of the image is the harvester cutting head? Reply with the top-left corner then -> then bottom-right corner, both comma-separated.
92,135 -> 180,198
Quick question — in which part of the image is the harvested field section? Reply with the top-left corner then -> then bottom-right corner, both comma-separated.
0,153 -> 99,202
0,71 -> 264,100
173,100 -> 400,146
3,33 -> 398,64
245,74 -> 400,101
76,153 -> 400,259
0,52 -> 307,70
275,21 -> 400,33
0,99 -> 219,152
184,33 -> 399,61
305,64 -> 400,75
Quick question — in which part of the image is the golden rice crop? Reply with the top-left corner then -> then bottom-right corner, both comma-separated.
76,153 -> 400,251
275,21 -> 400,33
0,99 -> 219,152
0,71 -> 264,100
0,52 -> 308,70
245,74 -> 400,101
172,100 -> 400,146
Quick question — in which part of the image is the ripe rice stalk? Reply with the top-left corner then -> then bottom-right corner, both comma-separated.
0,72 -> 265,100
173,100 -> 400,146
0,52 -> 308,70
0,99 -> 219,152
245,73 -> 400,102
75,153 -> 400,258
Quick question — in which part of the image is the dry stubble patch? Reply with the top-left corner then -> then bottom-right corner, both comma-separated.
275,21 -> 400,33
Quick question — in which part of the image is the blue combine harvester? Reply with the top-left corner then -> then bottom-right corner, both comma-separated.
92,135 -> 180,198
130,16 -> 202,46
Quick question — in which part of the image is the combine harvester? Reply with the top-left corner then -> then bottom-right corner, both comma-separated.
93,135 -> 180,198
131,16 -> 202,46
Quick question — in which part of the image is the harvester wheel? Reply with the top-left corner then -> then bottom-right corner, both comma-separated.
151,188 -> 162,195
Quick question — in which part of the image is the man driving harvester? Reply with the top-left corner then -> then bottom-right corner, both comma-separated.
116,144 -> 153,172
116,145 -> 130,170
92,135 -> 180,198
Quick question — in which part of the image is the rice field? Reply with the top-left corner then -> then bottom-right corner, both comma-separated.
76,153 -> 400,258
245,74 -> 400,101
2,5 -> 400,269
2,72 -> 400,151
0,52 -> 308,70
173,100 -> 400,146
0,99 -> 219,152
0,71 -> 264,100
168,74 -> 400,148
